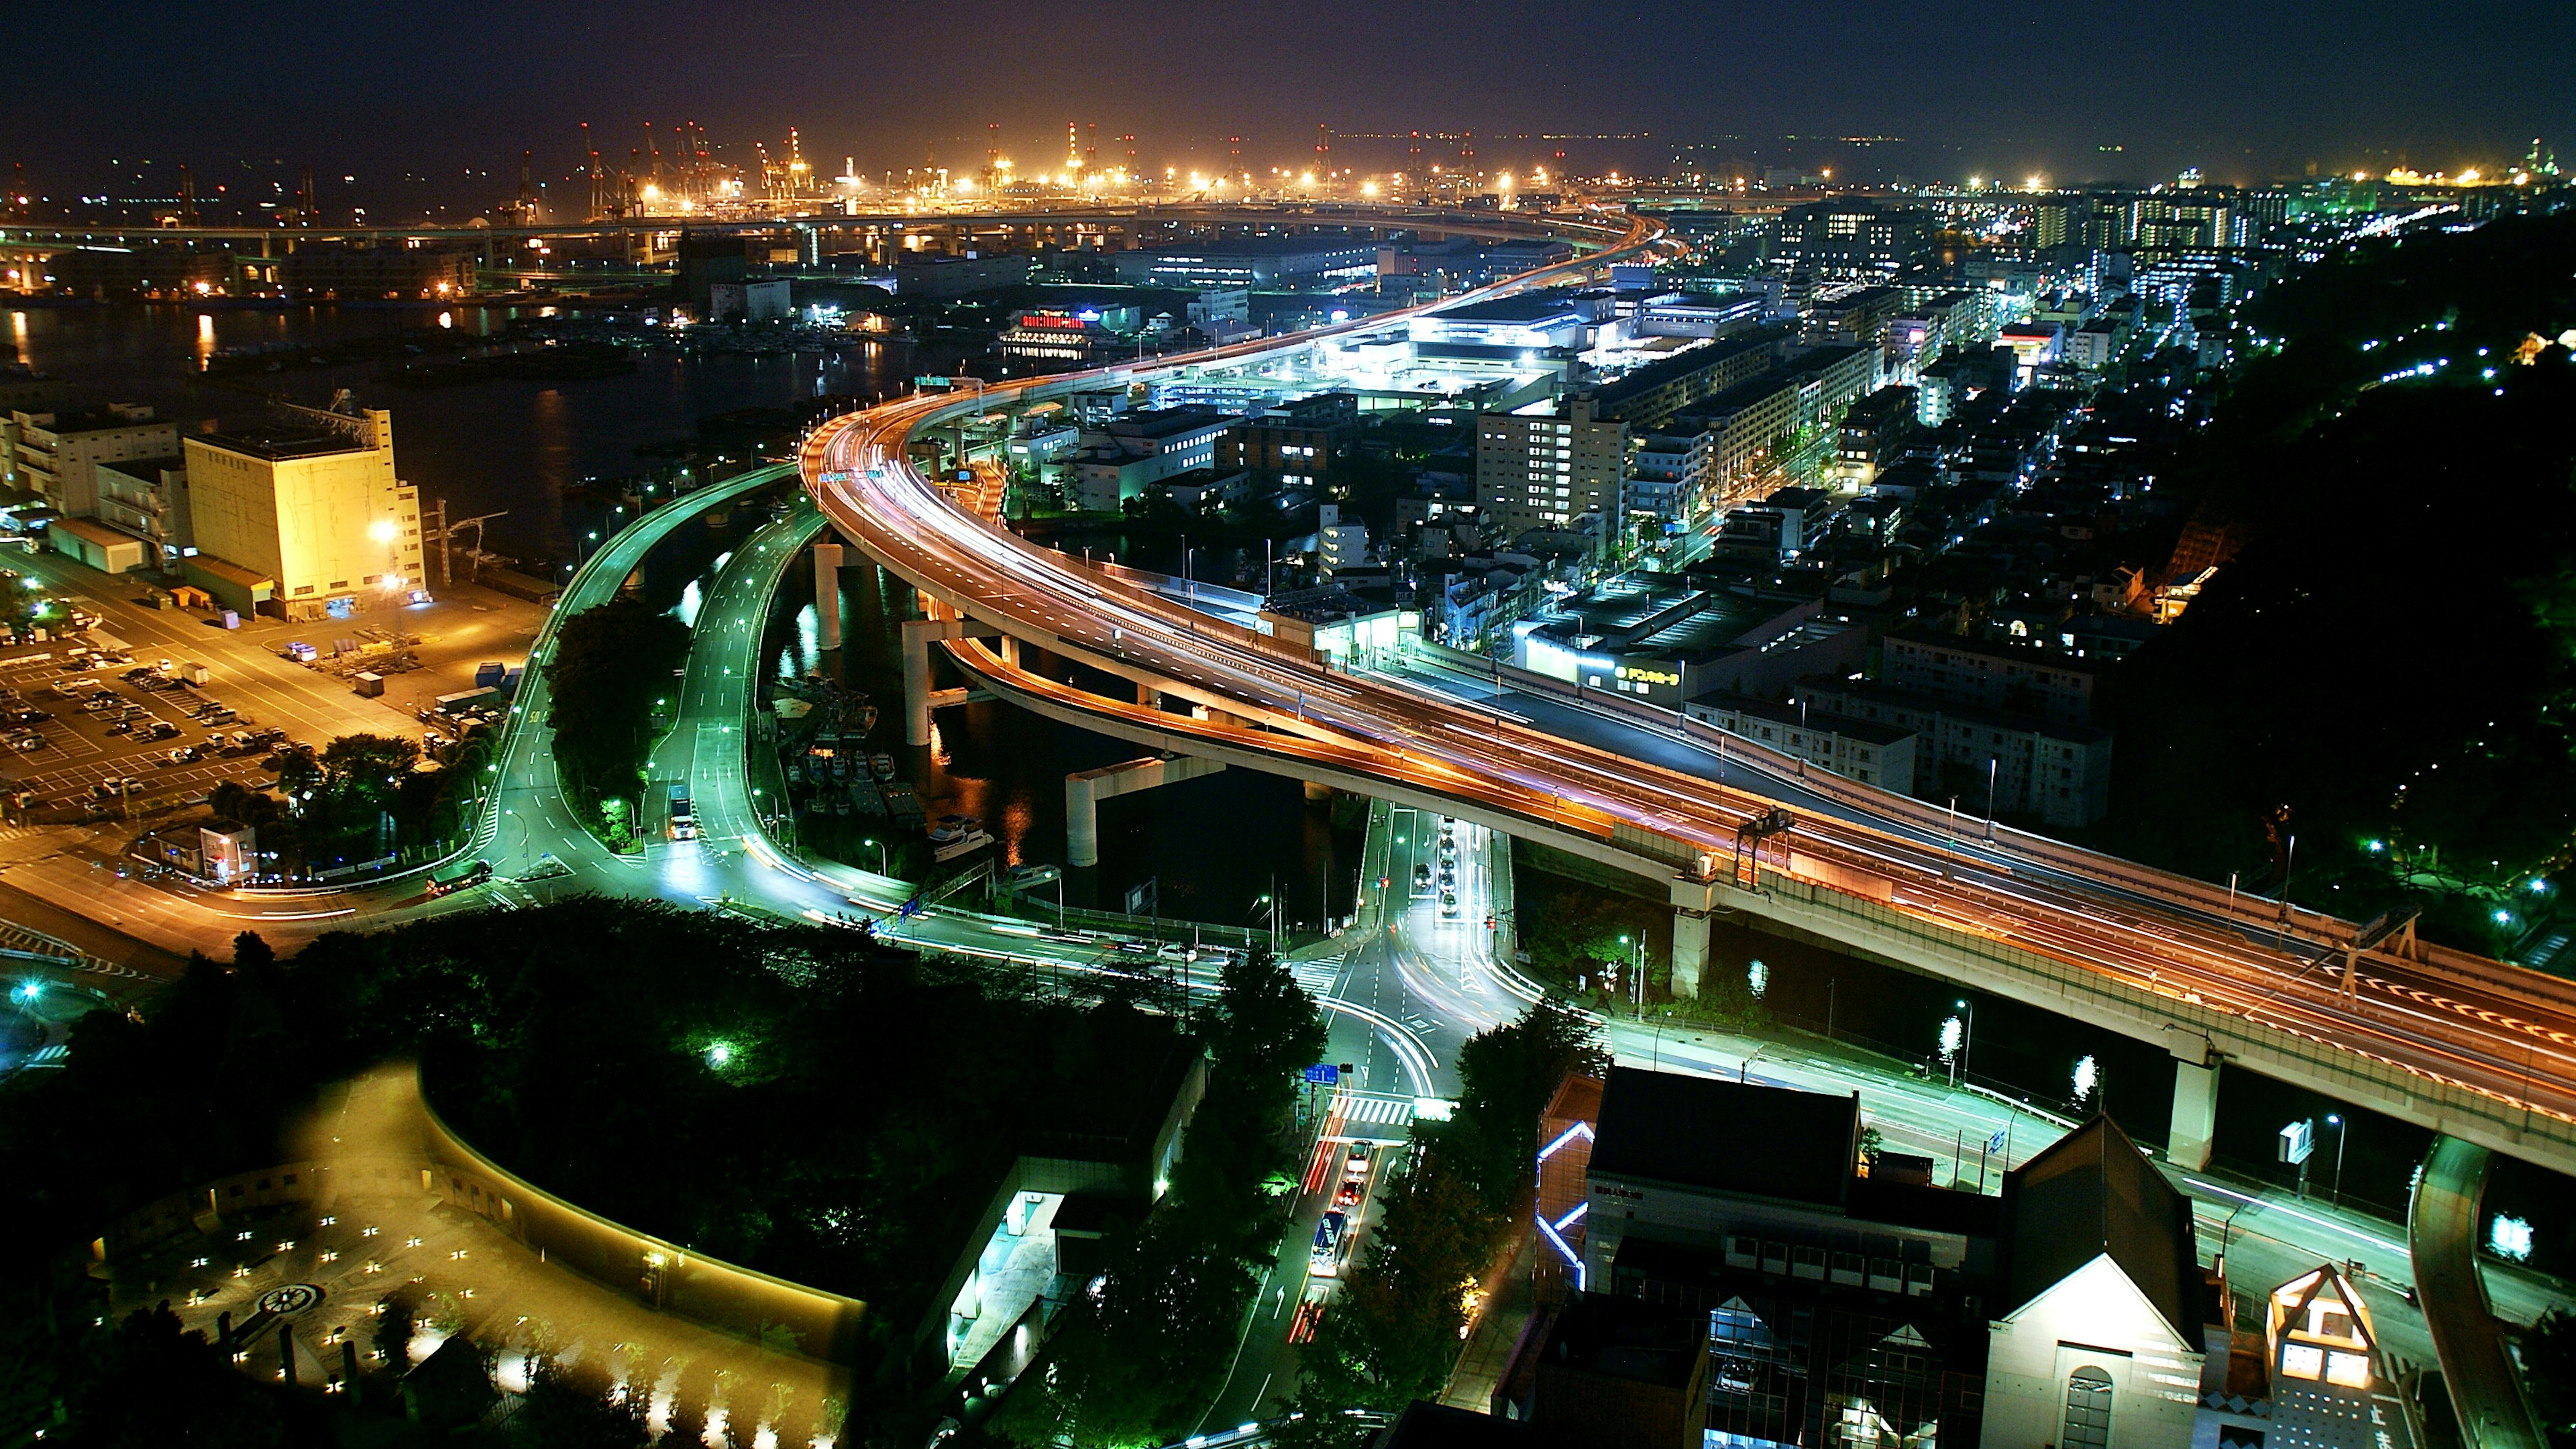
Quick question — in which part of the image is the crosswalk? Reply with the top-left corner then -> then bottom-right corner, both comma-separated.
1291,957 -> 1343,996
1330,1091 -> 1416,1128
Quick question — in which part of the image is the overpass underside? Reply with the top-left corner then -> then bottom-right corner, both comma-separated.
859,561 -> 2576,1179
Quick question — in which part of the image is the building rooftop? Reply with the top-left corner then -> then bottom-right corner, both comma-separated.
1588,1067 -> 1858,1209
1429,289 -> 1591,325
1695,690 -> 1915,747
1998,1115 -> 2200,1342
191,423 -> 371,462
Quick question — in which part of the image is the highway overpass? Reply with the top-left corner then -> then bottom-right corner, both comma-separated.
789,210 -> 2576,1181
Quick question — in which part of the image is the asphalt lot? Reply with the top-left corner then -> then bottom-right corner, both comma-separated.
0,548 -> 547,823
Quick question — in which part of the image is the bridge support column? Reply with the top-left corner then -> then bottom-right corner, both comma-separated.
812,542 -> 843,653
2166,1044 -> 2222,1171
1670,909 -> 1710,998
998,635 -> 1020,668
1668,874 -> 1719,998
1137,679 -> 1161,710
1066,755 -> 1228,868
901,616 -> 998,746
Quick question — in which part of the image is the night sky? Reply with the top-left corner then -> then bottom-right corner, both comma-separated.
12,0 -> 2573,210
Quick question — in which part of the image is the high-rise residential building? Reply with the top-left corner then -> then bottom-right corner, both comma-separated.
1477,397 -> 1628,548
7,404 -> 178,515
180,402 -> 425,621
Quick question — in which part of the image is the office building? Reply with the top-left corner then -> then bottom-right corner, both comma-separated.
7,405 -> 179,516
1769,201 -> 1931,278
1411,290 -> 1610,360
1477,398 -> 1627,546
277,246 -> 478,302
180,401 -> 425,621
1067,407 -> 1236,512
1108,237 -> 1376,288
1218,392 -> 1358,495
1517,572 -> 1866,706
892,251 -> 1034,299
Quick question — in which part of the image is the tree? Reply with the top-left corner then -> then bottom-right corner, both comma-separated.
544,597 -> 691,808
512,1351 -> 651,1449
52,1303 -> 290,1448
1215,943 -> 1328,1089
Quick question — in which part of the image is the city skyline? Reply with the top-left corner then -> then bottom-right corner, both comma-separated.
8,0 -> 2571,213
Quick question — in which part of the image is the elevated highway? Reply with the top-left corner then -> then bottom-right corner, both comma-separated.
1,200 -> 1631,260
794,211 -> 2576,1178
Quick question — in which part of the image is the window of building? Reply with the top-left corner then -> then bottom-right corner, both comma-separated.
2061,1367 -> 2112,1449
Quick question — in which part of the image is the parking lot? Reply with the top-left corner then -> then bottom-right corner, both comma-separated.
0,651 -> 304,820
0,549 -> 549,826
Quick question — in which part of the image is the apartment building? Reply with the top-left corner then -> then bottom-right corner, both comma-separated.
8,405 -> 179,515
1477,397 -> 1628,549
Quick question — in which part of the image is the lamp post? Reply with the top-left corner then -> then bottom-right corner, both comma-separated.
1954,997 -> 1977,1086
1985,756 -> 1998,841
861,836 -> 888,875
2326,1113 -> 2348,1205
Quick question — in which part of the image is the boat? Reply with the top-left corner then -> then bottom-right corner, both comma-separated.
928,813 -> 995,863
871,753 -> 896,782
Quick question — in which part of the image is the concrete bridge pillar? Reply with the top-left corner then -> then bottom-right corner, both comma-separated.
812,541 -> 843,653
1066,755 -> 1228,867
1668,874 -> 1720,998
901,616 -> 998,746
1670,908 -> 1711,998
1136,679 -> 1161,710
998,635 -> 1021,669
2166,1037 -> 2222,1171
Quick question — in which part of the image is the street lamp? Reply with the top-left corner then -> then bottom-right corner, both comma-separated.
1950,998 -> 1977,1086
861,837 -> 888,875
2325,1113 -> 2348,1205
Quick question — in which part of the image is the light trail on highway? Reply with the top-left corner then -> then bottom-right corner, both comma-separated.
794,206 -> 2576,1146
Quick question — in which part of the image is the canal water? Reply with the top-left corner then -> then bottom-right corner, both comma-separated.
3,300 -> 920,562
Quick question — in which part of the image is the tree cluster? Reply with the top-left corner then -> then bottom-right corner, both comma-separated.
542,597 -> 691,815
2094,210 -> 2576,951
997,945 -> 1328,1446
223,729 -> 494,877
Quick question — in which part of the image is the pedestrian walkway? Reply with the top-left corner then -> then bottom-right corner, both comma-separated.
1327,1091 -> 1417,1132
